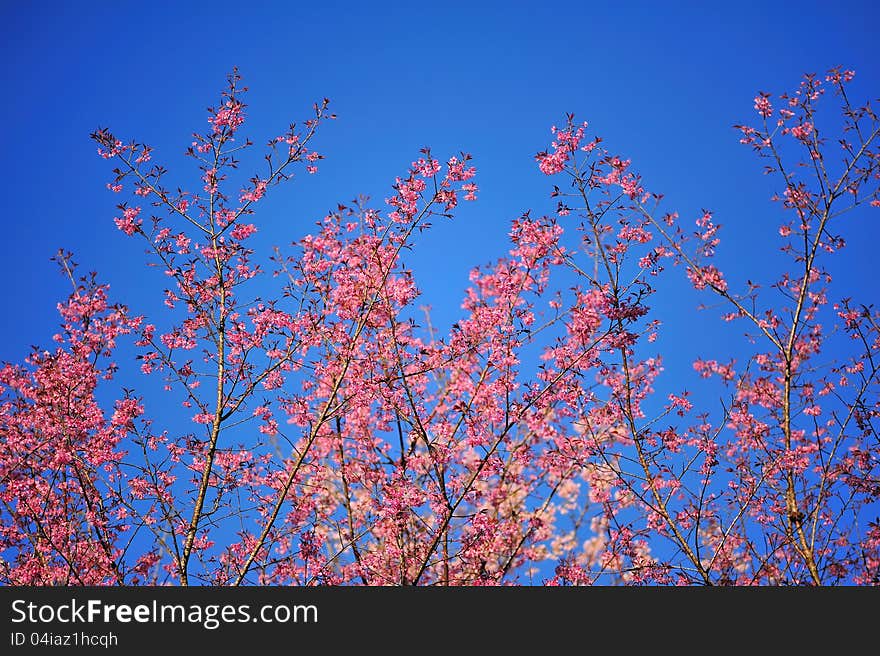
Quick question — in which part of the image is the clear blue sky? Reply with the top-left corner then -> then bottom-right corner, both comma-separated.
2,0 -> 878,401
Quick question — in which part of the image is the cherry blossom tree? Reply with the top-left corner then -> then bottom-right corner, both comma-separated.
1,67 -> 877,585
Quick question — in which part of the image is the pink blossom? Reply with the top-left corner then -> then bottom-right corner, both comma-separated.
114,206 -> 142,235
754,93 -> 773,118
230,223 -> 258,241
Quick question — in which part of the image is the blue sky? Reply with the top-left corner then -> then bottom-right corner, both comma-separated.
2,0 -> 879,585
2,0 -> 878,415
